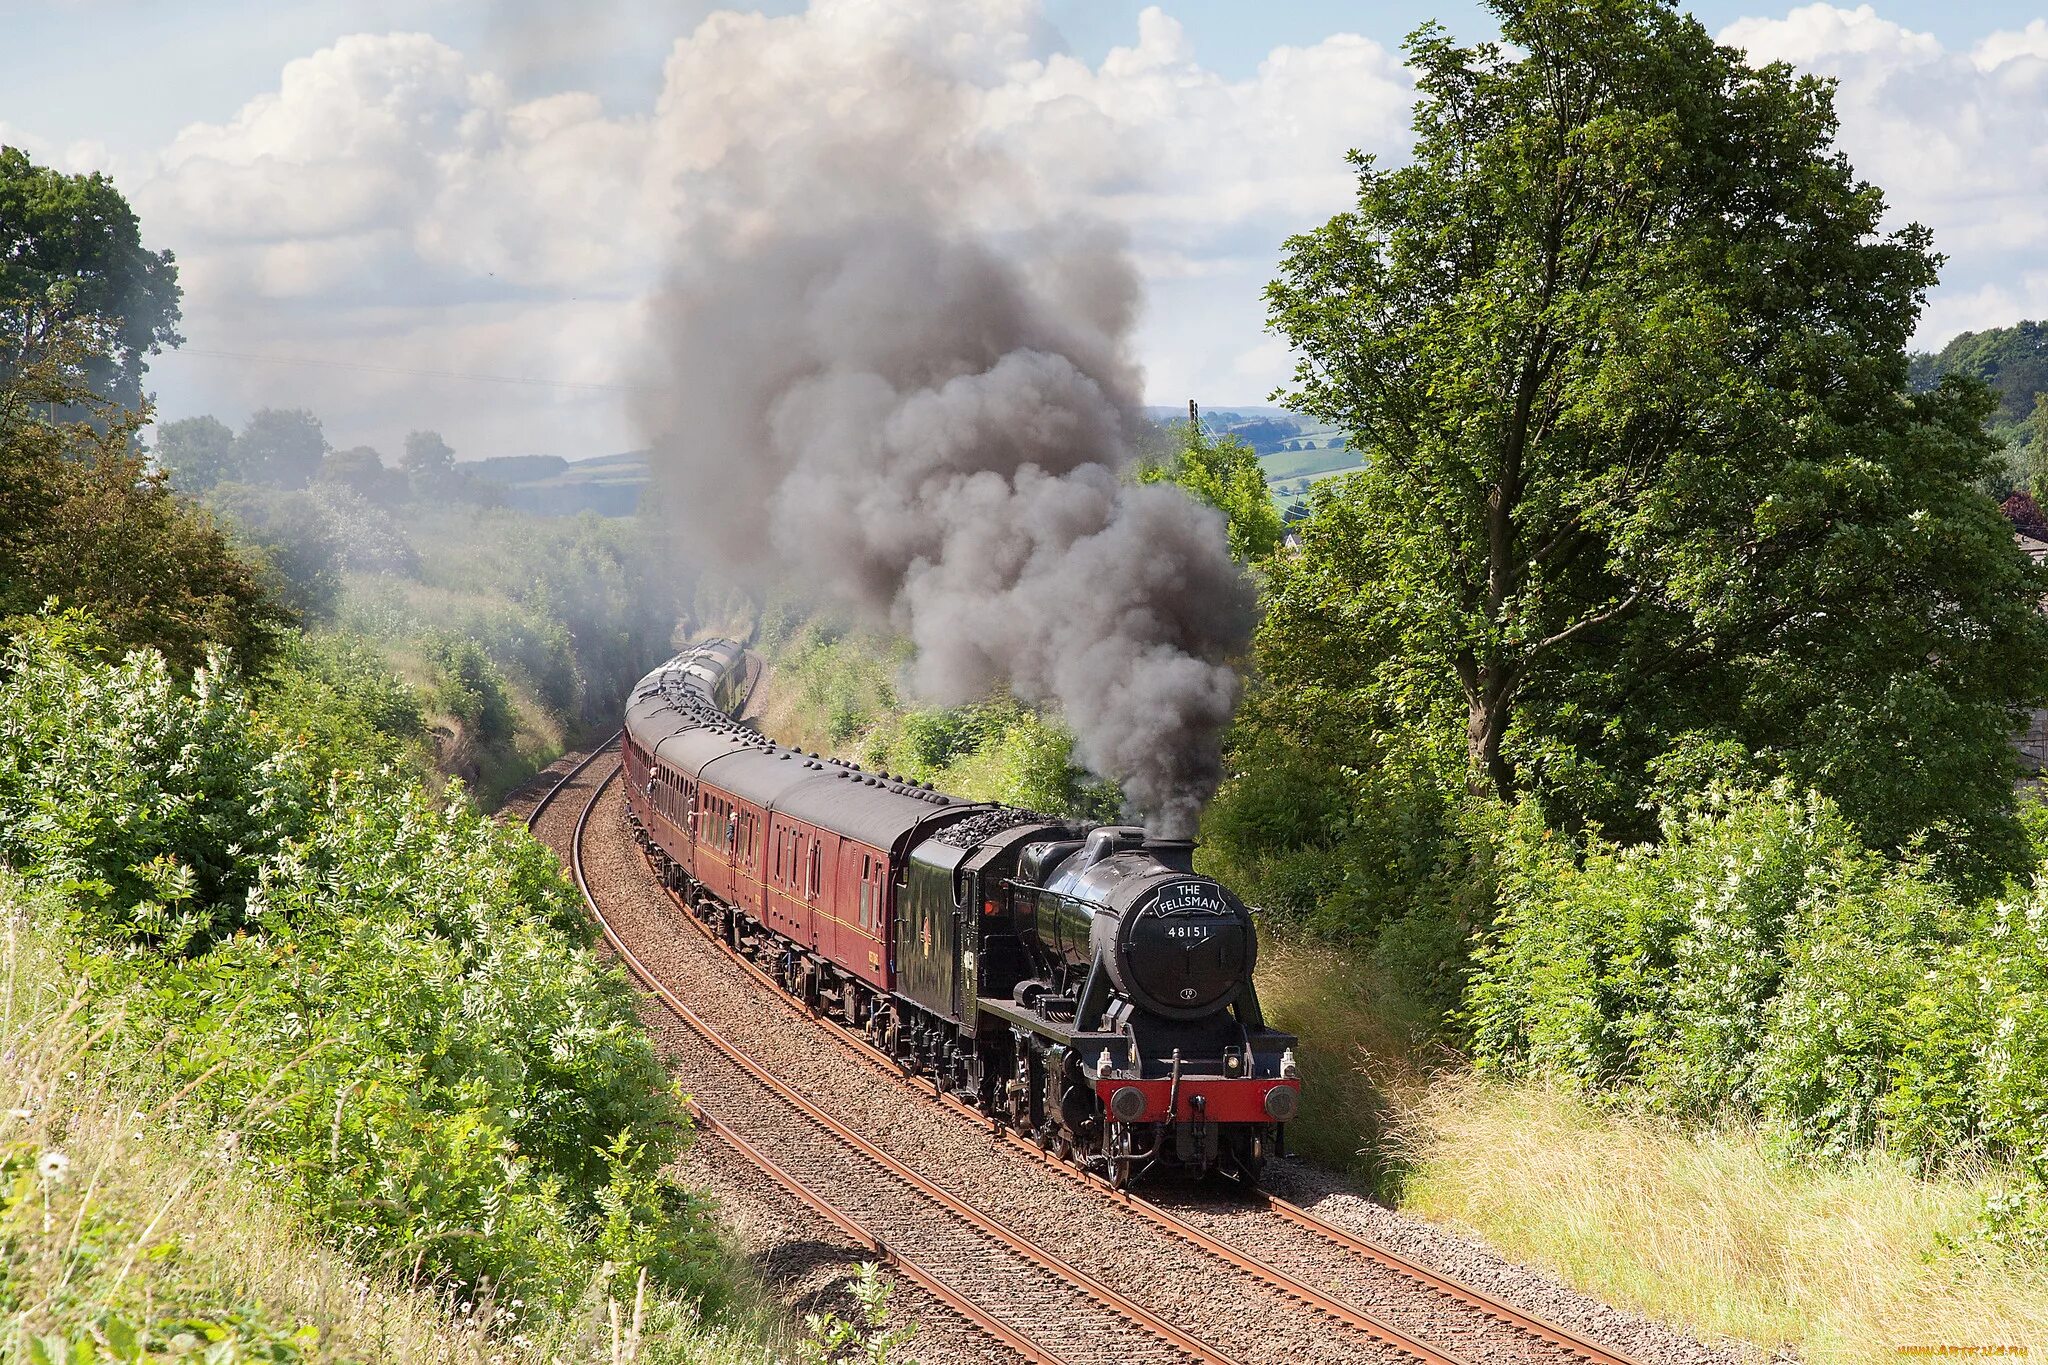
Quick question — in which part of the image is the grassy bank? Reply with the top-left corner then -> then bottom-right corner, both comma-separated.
1268,939 -> 2048,1363
1406,1081 -> 2048,1362
0,899 -> 781,1364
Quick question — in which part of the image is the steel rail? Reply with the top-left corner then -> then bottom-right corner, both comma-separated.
523,728 -> 624,832
572,759 -> 1233,1365
686,1102 -> 1066,1365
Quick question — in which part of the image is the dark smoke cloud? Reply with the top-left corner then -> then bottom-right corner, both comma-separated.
635,4 -> 1254,835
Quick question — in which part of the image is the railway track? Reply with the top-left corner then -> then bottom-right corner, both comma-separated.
615,761 -> 1653,1365
534,740 -> 1230,1364
527,731 -> 1653,1365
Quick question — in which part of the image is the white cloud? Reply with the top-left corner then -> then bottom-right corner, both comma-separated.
129,2 -> 1410,452
1721,5 -> 2048,347
1973,18 -> 2048,71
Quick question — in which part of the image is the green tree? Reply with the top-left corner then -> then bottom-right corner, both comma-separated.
1138,418 -> 1283,561
1911,319 -> 2048,433
2030,391 -> 2048,497
401,428 -> 457,497
0,146 -> 181,410
0,332 -> 286,673
233,407 -> 327,488
1263,0 -> 2048,879
319,443 -> 409,506
154,414 -> 243,492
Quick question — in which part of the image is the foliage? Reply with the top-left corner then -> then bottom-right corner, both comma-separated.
1,882 -> 782,1365
1911,318 -> 2048,436
318,444 -> 410,508
233,410 -> 328,491
154,414 -> 241,493
427,633 -> 519,749
797,1264 -> 918,1365
205,483 -> 345,620
256,629 -> 431,781
307,483 -> 419,574
387,507 -> 684,735
2004,491 -> 2048,540
1262,0 -> 2048,887
0,629 -> 723,1323
1136,421 -> 1282,561
0,341 -> 287,675
1465,780 -> 2048,1219
402,429 -> 458,498
0,620 -> 310,948
755,611 -> 1121,823
0,146 -> 180,411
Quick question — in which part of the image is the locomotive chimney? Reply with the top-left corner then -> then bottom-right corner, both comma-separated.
1145,836 -> 1197,874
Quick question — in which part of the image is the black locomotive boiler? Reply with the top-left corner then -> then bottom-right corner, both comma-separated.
622,641 -> 1300,1185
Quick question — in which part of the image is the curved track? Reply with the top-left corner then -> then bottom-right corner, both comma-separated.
535,741 -> 1233,1365
527,723 -> 1653,1365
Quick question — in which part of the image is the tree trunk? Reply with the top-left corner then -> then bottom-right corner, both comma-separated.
1466,672 -> 1516,801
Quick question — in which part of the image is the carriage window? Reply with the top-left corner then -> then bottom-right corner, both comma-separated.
858,855 -> 872,930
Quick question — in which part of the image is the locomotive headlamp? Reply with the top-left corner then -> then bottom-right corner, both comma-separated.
1279,1048 -> 1299,1080
1095,1048 -> 1115,1076
1263,1085 -> 1301,1122
1109,1085 -> 1148,1123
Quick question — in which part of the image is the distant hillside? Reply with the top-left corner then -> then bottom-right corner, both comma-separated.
1143,404 -> 1361,500
479,449 -> 652,516
1910,321 -> 2047,437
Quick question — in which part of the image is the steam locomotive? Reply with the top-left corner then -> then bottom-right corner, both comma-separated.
622,640 -> 1300,1186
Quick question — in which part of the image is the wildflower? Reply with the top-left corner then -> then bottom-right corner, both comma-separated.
5,1108 -> 30,1122
37,1150 -> 71,1184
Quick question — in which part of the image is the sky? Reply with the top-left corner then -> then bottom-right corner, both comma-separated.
3,0 -> 2045,462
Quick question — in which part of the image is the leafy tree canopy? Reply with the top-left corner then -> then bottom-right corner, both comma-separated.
233,407 -> 327,489
1911,319 -> 2048,432
0,329 -> 288,674
154,414 -> 242,492
1137,418 -> 1283,561
319,443 -> 409,507
401,428 -> 457,495
1261,0 -> 2048,884
0,146 -> 180,410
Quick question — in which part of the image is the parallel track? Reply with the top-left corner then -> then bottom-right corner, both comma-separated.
606,732 -> 1651,1365
528,702 -> 1650,1365
535,741 -> 1235,1365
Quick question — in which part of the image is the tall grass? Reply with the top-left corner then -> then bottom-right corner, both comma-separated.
1252,934 -> 1431,1185
1267,939 -> 2048,1363
1401,1080 -> 2048,1363
0,893 -> 785,1364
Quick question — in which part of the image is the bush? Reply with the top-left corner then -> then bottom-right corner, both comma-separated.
0,621 -> 311,948
95,775 -> 702,1310
1466,780 -> 2048,1234
204,483 -> 344,620
257,629 -> 430,780
427,634 -> 518,748
0,626 -> 722,1320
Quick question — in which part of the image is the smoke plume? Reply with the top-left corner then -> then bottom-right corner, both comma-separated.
635,2 -> 1255,836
